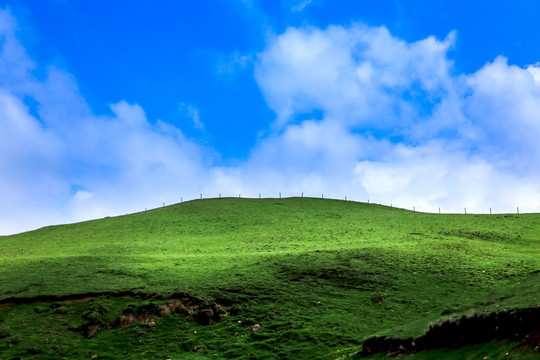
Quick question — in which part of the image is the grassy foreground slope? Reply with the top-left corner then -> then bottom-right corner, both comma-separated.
0,197 -> 539,359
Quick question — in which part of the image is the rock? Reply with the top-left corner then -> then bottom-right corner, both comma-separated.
84,324 -> 101,338
159,305 -> 171,317
251,324 -> 261,332
185,305 -> 199,318
147,320 -> 156,327
116,314 -> 135,328
137,314 -> 149,324
168,299 -> 184,313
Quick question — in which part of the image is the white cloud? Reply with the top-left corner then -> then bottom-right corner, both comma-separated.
290,0 -> 313,12
463,57 -> 540,172
353,142 -> 540,213
0,9 -> 35,84
0,9 -> 217,234
2,10 -> 540,234
179,102 -> 204,130
228,119 -> 372,199
72,189 -> 94,203
254,24 -> 456,133
216,51 -> 253,74
527,63 -> 540,84
250,23 -> 540,214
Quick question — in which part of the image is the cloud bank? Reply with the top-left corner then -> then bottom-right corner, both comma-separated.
1,10 -> 540,235
250,24 -> 540,212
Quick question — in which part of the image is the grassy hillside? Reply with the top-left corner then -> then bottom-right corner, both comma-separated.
0,197 -> 539,359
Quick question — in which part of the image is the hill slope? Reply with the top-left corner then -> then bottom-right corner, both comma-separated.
1,197 -> 539,359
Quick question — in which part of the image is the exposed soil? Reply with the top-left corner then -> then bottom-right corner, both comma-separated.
0,291 -> 232,338
361,306 -> 540,356
64,296 -> 96,303
73,294 -> 232,338
0,290 -> 137,305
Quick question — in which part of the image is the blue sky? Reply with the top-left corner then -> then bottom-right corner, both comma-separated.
2,0 -> 540,234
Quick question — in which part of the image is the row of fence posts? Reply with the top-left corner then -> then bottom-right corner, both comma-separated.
154,193 -> 521,215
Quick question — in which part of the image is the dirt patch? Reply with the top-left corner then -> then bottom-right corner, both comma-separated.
0,290 -> 136,306
74,294 -> 231,338
360,306 -> 540,356
0,291 -> 232,338
64,296 -> 96,303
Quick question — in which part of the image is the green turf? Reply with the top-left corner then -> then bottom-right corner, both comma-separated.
1,197 -> 539,359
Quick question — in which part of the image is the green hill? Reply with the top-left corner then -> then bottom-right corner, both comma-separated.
1,197 -> 539,359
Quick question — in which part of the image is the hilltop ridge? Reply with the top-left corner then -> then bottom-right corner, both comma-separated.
1,198 -> 539,358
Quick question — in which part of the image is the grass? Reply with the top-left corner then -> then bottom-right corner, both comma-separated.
0,197 -> 539,359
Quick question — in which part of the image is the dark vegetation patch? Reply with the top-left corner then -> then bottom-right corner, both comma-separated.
277,262 -> 392,290
440,229 -> 522,243
276,251 -> 396,291
361,306 -> 540,356
317,212 -> 343,219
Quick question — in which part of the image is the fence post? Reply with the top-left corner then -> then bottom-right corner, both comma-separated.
279,192 -> 281,199
391,204 -> 392,209
219,193 -> 221,198
301,192 -> 303,198
181,197 -> 183,203
345,196 -> 347,201
200,193 -> 202,200
517,207 -> 519,214
438,207 -> 441,214
490,207 -> 491,215
368,199 -> 369,204
464,207 -> 466,214
239,194 -> 241,198
163,202 -> 165,207
259,193 -> 261,199
322,194 -> 324,199
413,206 -> 415,212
